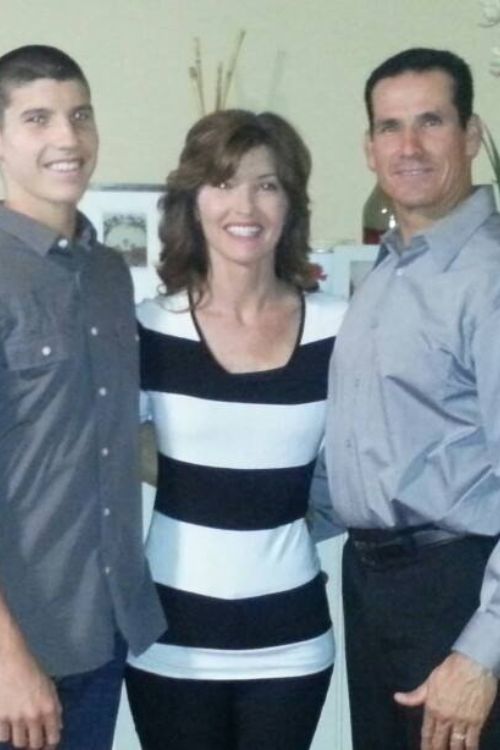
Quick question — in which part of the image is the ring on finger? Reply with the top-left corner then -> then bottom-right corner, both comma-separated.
451,732 -> 467,741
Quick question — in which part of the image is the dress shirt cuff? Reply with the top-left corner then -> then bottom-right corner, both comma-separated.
453,609 -> 500,677
307,508 -> 345,544
307,450 -> 344,543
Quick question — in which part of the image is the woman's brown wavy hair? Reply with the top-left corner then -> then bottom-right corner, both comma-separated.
156,109 -> 316,301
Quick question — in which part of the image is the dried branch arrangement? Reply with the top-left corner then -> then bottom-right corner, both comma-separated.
482,121 -> 500,187
189,30 -> 246,115
479,0 -> 500,76
478,2 -> 500,188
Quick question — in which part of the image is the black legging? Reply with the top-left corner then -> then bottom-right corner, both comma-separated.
125,665 -> 332,750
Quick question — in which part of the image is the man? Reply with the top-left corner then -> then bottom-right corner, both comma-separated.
324,48 -> 500,749
0,45 -> 165,749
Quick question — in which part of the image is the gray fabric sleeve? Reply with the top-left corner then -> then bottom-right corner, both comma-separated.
307,449 -> 345,543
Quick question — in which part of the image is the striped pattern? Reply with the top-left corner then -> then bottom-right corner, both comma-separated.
155,454 -> 314,529
129,290 -> 345,680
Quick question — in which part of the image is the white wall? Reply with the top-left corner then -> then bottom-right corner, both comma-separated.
0,0 -> 498,243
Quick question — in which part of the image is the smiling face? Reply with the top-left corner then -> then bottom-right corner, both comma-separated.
0,77 -> 98,231
365,69 -> 481,240
195,145 -> 289,276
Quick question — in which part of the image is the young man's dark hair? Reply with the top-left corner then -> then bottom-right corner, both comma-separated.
0,44 -> 89,120
364,47 -> 474,131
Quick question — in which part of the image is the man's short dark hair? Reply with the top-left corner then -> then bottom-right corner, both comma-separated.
365,47 -> 474,132
0,45 -> 89,121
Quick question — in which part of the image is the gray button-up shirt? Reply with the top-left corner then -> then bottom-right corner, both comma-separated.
325,186 -> 500,673
0,206 -> 165,677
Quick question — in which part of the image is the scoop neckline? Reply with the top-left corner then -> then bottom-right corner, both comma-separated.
188,290 -> 306,378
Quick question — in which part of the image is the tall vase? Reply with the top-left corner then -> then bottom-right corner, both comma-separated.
362,185 -> 396,244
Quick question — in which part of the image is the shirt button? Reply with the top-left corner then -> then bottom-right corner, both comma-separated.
41,346 -> 52,357
396,268 -> 404,277
134,333 -> 140,343
101,447 -> 109,457
98,387 -> 108,397
58,238 -> 69,249
90,326 -> 99,336
104,566 -> 111,575
103,507 -> 111,517
346,439 -> 352,448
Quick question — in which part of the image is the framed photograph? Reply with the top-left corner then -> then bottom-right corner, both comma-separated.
78,183 -> 164,268
327,244 -> 380,299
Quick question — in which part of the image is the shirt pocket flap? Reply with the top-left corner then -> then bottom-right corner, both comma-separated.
5,333 -> 72,371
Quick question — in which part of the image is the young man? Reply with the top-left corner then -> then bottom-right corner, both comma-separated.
0,45 -> 165,750
323,48 -> 500,749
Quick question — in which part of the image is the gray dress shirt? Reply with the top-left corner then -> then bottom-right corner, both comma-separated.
0,205 -> 165,677
325,186 -> 500,674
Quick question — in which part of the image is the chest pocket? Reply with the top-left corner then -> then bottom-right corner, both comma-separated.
4,332 -> 72,372
1,277 -> 80,372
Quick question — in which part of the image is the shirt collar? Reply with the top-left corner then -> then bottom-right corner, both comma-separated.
0,203 -> 97,256
379,186 -> 497,270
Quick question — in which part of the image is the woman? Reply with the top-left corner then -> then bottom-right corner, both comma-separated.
126,109 -> 345,750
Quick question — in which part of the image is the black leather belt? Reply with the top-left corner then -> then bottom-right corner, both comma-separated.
348,524 -> 466,566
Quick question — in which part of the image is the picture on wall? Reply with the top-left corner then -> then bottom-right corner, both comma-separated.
329,245 -> 380,299
103,212 -> 148,267
78,184 -> 164,268
308,245 -> 380,298
349,259 -> 376,297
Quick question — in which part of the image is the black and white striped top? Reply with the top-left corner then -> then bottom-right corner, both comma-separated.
128,290 -> 346,680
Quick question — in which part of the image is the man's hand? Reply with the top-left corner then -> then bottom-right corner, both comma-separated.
394,652 -> 497,749
0,639 -> 62,749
